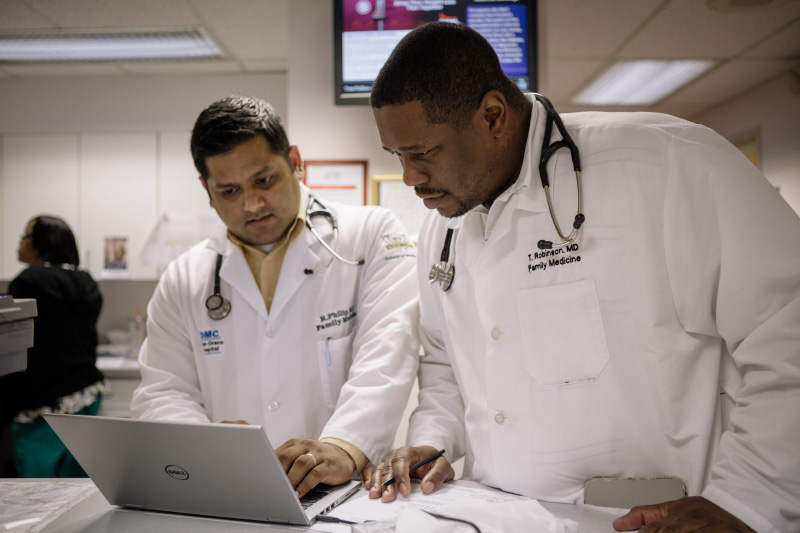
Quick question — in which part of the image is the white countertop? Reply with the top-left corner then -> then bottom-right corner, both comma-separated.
0,479 -> 625,533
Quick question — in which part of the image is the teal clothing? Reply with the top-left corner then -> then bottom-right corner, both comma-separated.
12,398 -> 101,478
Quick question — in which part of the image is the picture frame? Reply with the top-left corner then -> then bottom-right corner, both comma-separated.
303,160 -> 367,206
371,174 -> 429,236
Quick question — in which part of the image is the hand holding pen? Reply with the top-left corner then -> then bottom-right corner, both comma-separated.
382,448 -> 445,486
364,445 -> 455,503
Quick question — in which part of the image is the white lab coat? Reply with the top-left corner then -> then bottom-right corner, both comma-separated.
408,96 -> 800,532
131,186 -> 420,463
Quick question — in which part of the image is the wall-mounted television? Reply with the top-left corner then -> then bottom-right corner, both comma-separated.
334,0 -> 537,106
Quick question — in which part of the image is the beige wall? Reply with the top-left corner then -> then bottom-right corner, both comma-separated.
695,73 -> 800,215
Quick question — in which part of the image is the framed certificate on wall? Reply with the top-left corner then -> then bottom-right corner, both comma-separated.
371,174 -> 429,236
303,160 -> 367,206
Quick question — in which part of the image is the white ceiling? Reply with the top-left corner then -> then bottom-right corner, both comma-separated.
0,0 -> 799,119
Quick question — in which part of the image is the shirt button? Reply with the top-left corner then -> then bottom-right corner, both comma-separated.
494,412 -> 506,425
491,327 -> 503,340
268,401 -> 280,411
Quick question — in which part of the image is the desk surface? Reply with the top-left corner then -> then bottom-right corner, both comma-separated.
1,479 -> 623,532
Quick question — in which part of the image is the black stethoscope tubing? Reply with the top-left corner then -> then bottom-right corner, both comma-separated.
430,93 -> 585,292
535,93 -> 585,251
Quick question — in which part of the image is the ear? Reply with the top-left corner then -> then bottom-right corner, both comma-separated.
476,90 -> 508,139
289,145 -> 305,182
199,175 -> 213,206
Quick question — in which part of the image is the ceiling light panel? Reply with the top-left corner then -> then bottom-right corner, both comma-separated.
573,60 -> 715,106
0,30 -> 222,62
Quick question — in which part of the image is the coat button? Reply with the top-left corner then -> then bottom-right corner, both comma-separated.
494,412 -> 506,425
491,327 -> 503,340
268,401 -> 280,411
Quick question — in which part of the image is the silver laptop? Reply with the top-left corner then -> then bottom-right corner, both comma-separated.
44,413 -> 361,525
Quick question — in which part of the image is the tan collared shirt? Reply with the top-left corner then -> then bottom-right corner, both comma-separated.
226,189 -> 368,474
227,193 -> 306,314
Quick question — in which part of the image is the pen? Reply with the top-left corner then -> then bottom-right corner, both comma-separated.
382,449 -> 445,486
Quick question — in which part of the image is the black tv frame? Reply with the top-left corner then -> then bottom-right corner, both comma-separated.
333,0 -> 537,106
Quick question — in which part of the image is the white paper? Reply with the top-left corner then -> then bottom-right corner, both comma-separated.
326,481 -> 527,524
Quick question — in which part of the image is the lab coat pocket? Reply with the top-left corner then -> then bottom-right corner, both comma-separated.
316,333 -> 354,411
516,279 -> 610,386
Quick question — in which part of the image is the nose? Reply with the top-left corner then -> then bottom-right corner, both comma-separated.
401,161 -> 429,188
242,186 -> 266,213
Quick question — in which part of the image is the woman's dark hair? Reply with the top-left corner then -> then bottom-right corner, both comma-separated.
30,215 -> 80,267
370,22 -> 528,128
190,96 -> 291,181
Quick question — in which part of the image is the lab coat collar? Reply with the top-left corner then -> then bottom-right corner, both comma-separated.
445,214 -> 463,231
463,95 -> 548,247
489,94 -> 549,215
202,183 -> 325,321
205,224 -> 269,320
425,96 -> 551,236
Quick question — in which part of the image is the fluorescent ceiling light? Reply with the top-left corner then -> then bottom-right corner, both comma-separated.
0,30 -> 222,62
573,60 -> 714,105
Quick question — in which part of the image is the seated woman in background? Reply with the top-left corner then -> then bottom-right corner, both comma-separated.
0,215 -> 105,477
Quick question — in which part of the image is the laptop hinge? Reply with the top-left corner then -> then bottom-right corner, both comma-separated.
125,504 -> 144,509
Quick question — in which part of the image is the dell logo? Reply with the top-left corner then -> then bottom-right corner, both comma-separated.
165,465 -> 189,480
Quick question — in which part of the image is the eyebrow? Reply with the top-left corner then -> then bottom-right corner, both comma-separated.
210,165 -> 274,188
383,143 -> 428,153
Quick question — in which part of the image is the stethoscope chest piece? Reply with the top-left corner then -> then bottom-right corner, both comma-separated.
429,262 -> 454,291
206,293 -> 231,320
206,253 -> 231,320
431,228 -> 456,292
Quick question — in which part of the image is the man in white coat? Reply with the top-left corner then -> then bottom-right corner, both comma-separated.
131,96 -> 419,497
364,23 -> 800,532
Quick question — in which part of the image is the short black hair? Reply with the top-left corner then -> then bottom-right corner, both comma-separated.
370,22 -> 527,127
190,96 -> 291,180
30,215 -> 80,267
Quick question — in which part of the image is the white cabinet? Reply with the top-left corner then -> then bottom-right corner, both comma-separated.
159,131 -> 213,215
1,135 -> 80,278
1,132 -> 210,281
80,134 -> 158,280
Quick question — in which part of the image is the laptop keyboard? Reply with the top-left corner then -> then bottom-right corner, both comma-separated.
300,487 -> 332,509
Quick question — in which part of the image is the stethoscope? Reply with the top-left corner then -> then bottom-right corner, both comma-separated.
206,253 -> 232,320
303,195 -> 365,275
429,93 -> 585,292
206,194 -> 364,319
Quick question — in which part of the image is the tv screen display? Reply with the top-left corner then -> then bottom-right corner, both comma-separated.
334,0 -> 537,105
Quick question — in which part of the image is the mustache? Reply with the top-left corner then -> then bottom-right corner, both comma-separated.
415,186 -> 446,196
